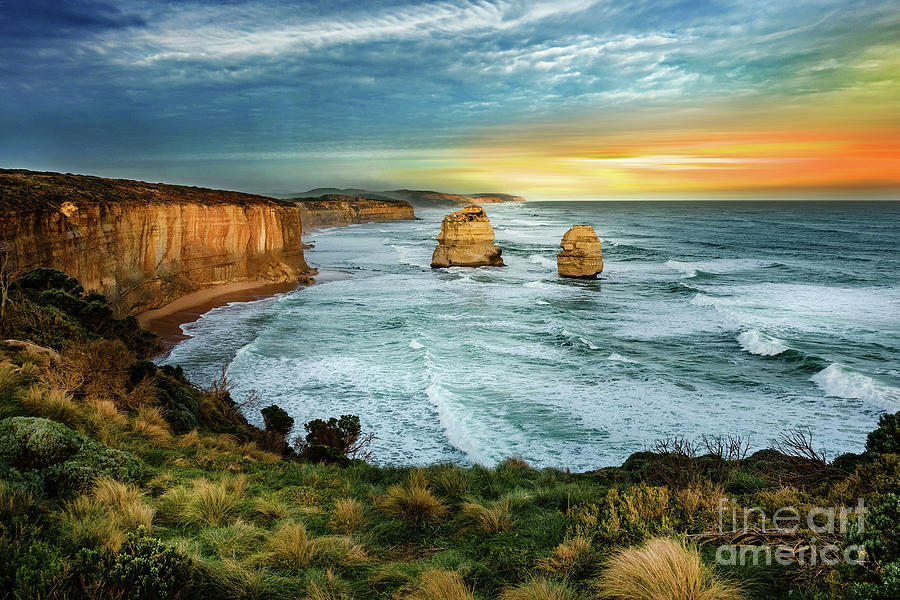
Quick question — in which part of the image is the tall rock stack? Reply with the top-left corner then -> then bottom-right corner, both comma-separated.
557,225 -> 603,278
431,205 -> 504,268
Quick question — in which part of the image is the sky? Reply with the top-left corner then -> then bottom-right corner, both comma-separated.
0,0 -> 898,199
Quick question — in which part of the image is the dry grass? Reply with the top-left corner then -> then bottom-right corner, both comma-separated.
330,498 -> 366,533
266,521 -> 368,569
178,428 -> 202,447
132,405 -> 171,443
66,495 -> 126,551
303,569 -> 353,600
178,478 -> 240,527
500,578 -> 577,600
0,480 -> 34,519
253,497 -> 292,520
267,521 -> 318,567
20,384 -> 83,426
90,478 -> 155,529
379,469 -> 448,526
403,569 -> 474,600
539,536 -> 597,577
461,500 -> 513,533
595,538 -> 743,600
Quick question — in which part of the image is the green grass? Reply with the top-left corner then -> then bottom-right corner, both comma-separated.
0,273 -> 897,600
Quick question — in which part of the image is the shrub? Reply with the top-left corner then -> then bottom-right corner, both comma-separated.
500,578 -> 577,600
379,469 -> 448,527
261,405 -> 294,437
296,414 -> 373,464
0,416 -> 141,497
330,497 -> 366,533
595,538 -> 743,600
98,531 -> 192,600
867,411 -> 900,455
568,484 -> 672,545
403,568 -> 474,600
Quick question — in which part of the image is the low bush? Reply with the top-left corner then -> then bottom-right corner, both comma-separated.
0,416 -> 141,497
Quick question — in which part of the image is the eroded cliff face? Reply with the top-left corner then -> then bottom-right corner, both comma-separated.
0,170 -> 313,316
431,205 -> 504,268
294,195 -> 415,230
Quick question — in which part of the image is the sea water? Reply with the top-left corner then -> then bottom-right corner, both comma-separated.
163,201 -> 900,470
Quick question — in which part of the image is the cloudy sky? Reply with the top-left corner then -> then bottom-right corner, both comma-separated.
1,0 -> 898,198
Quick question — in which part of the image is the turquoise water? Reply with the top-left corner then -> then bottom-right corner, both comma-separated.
163,201 -> 900,470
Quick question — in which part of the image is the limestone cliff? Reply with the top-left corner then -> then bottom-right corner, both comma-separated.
0,170 -> 313,316
294,195 -> 415,230
557,225 -> 603,279
431,205 -> 504,268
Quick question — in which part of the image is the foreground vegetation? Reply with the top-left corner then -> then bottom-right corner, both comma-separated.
1,269 -> 899,599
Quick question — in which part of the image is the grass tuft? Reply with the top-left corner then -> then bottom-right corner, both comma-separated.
595,538 -> 743,600
403,569 -> 474,600
461,500 -> 513,533
330,497 -> 366,533
500,578 -> 577,600
379,469 -> 448,526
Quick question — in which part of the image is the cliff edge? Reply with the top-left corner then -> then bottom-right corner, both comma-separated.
293,194 -> 415,230
0,169 -> 314,316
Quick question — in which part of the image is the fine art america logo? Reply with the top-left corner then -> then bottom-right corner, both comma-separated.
712,497 -> 867,566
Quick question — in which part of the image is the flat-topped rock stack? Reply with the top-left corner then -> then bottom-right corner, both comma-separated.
557,225 -> 603,278
431,205 -> 504,268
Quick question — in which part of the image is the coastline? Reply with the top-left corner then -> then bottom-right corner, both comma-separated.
136,281 -> 303,349
136,268 -> 355,350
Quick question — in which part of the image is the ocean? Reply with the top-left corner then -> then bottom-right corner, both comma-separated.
162,201 -> 900,470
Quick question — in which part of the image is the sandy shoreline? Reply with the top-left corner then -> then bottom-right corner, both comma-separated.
137,269 -> 353,350
137,281 -> 303,349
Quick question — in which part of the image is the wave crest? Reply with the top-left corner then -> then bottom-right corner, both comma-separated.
737,330 -> 788,356
810,363 -> 900,409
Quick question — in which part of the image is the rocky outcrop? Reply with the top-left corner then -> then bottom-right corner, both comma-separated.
294,195 -> 415,230
431,205 -> 504,268
557,225 -> 603,278
0,170 -> 314,316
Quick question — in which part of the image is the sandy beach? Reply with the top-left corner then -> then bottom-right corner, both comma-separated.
136,269 -> 353,349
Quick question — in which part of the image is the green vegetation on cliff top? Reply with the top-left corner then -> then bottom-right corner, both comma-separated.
1,268 -> 899,600
0,169 -> 296,212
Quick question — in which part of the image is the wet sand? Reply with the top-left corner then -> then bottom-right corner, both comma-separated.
137,269 -> 352,350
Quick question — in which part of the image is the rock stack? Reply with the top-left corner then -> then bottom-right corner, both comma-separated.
557,225 -> 603,278
431,205 -> 504,268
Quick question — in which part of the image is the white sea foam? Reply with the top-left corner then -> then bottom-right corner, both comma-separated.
665,258 -> 774,278
737,330 -> 788,356
665,260 -> 698,278
810,363 -> 900,409
409,340 -> 424,349
527,254 -> 556,269
607,353 -> 637,363
580,337 -> 600,350
535,299 -> 550,305
524,280 -> 552,289
425,381 -> 490,465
